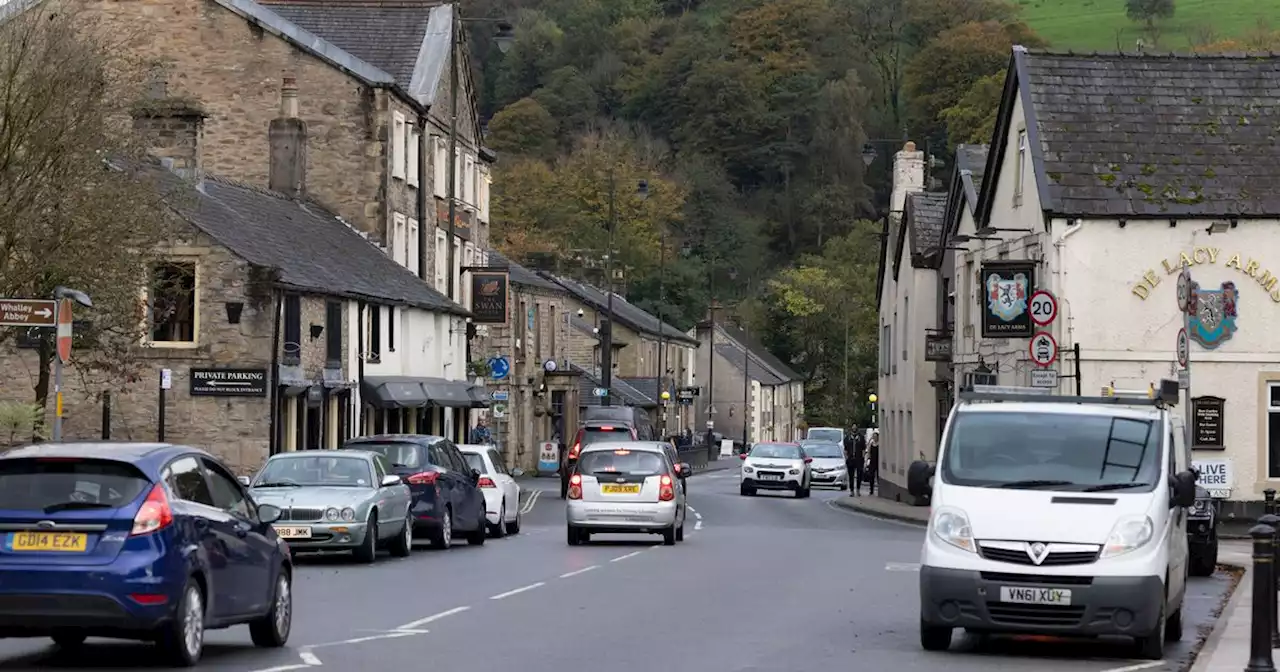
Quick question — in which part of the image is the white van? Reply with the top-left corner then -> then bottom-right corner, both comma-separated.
907,382 -> 1196,660
806,427 -> 844,444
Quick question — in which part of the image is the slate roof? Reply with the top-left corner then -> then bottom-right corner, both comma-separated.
570,316 -> 600,340
258,0 -> 448,105
906,192 -> 947,268
714,344 -> 787,386
942,145 -> 990,249
486,251 -> 562,292
541,273 -> 699,347
141,163 -> 466,314
716,324 -> 801,382
982,47 -> 1280,222
570,365 -> 655,408
622,377 -> 669,403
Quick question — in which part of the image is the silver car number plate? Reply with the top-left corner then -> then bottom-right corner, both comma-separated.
760,474 -> 782,481
274,525 -> 313,539
999,586 -> 1071,605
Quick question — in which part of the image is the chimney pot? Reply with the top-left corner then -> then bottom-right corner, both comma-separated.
903,140 -> 916,152
280,77 -> 299,118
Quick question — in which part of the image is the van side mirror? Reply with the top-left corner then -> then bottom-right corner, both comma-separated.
907,460 -> 934,498
1173,470 -> 1197,508
238,475 -> 251,487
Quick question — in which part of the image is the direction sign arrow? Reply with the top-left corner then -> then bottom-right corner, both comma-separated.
592,387 -> 608,397
0,299 -> 58,328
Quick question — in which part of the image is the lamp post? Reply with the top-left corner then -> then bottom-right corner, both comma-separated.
51,286 -> 92,442
868,393 -> 878,428
598,172 -> 647,407
445,10 -> 514,302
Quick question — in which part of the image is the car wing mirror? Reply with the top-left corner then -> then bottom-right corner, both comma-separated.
381,474 -> 403,487
511,468 -> 525,477
237,475 -> 251,486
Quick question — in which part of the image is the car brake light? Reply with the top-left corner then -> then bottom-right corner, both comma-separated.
659,474 -> 675,501
131,484 -> 173,536
129,593 -> 169,605
477,476 -> 495,488
407,471 -> 440,485
569,442 -> 581,460
568,473 -> 583,500
599,425 -> 614,431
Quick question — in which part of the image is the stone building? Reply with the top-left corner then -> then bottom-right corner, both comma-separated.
473,252 -> 582,471
693,323 -> 805,448
0,83 -> 466,473
540,273 -> 699,436
946,47 -> 1280,515
90,0 -> 491,378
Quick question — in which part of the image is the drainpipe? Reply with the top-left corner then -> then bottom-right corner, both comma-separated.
268,290 -> 283,455
417,116 -> 429,283
357,300 -> 366,435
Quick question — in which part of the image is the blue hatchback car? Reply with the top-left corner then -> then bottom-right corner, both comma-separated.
0,442 -> 293,666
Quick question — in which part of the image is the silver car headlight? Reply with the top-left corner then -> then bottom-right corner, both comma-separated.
325,507 -> 341,521
930,506 -> 976,553
742,466 -> 754,473
341,507 -> 356,521
1101,515 -> 1154,558
789,468 -> 800,475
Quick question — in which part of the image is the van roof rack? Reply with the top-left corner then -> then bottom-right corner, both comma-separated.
958,380 -> 1179,408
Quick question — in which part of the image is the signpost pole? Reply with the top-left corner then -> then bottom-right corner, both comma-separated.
1073,343 -> 1082,397
157,378 -> 166,442
52,351 -> 64,442
1178,268 -> 1193,450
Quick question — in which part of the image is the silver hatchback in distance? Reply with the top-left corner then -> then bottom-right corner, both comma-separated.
566,442 -> 688,546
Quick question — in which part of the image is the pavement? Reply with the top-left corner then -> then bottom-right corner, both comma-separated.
0,472 -> 1238,671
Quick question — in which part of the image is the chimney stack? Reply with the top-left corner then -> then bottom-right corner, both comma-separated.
130,76 -> 207,181
890,140 -> 925,216
269,77 -> 307,198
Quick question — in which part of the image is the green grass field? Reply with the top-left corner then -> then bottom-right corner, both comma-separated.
1017,0 -> 1280,51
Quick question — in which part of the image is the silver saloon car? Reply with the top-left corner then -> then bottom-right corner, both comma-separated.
565,442 -> 688,547
248,450 -> 413,563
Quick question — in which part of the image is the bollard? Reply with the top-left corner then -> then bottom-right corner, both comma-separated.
1266,489 -> 1277,517
1261,515 -> 1280,646
1246,524 -> 1277,672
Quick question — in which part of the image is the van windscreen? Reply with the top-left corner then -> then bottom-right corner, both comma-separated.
940,412 -> 1162,492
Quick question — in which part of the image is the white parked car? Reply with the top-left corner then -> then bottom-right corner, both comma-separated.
566,441 -> 688,546
459,444 -> 523,538
739,442 -> 812,497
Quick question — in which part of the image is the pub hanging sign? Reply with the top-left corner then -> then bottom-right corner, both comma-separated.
470,271 -> 510,325
980,260 -> 1036,338
1191,395 -> 1225,450
924,333 -> 952,362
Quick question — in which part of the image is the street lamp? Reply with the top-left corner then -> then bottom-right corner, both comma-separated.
868,393 -> 878,428
51,286 -> 92,442
445,12 -> 515,302
598,177 -> 648,407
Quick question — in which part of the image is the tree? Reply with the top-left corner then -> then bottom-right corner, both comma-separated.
1125,0 -> 1174,32
487,97 -> 558,157
1193,21 -> 1280,53
940,71 -> 1005,145
904,19 -> 1045,145
0,2 -> 173,425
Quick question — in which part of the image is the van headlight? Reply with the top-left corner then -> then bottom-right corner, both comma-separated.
1101,515 -> 1155,558
930,506 -> 975,553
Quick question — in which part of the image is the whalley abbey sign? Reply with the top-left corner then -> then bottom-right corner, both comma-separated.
1130,247 -> 1280,303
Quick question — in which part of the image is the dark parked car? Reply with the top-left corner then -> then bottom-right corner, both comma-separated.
0,442 -> 293,666
342,435 -> 488,549
1187,485 -> 1218,576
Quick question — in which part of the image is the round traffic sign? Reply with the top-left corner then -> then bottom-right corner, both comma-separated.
1176,327 -> 1189,367
1029,290 -> 1058,326
1029,331 -> 1058,367
1176,269 -> 1192,313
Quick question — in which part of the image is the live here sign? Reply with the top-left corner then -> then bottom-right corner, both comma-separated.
0,299 -> 57,328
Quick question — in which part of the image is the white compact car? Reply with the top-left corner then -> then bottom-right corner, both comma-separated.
800,439 -> 848,489
566,442 -> 688,546
459,444 -> 522,537
740,442 -> 812,497
908,383 -> 1197,660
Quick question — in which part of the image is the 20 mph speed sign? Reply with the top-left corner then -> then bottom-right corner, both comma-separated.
1029,331 -> 1058,367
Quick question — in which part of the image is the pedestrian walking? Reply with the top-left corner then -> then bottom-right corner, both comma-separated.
847,429 -> 866,495
469,418 -> 492,445
867,430 -> 880,496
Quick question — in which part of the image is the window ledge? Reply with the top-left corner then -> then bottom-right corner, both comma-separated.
144,341 -> 199,349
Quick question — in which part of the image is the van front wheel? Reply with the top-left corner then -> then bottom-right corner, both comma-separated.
1135,601 -> 1166,659
920,620 -> 952,651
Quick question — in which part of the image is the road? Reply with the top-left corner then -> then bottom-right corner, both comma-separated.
0,465 -> 1234,671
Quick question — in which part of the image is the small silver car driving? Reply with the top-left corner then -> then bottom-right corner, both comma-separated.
247,450 -> 413,563
565,441 -> 688,546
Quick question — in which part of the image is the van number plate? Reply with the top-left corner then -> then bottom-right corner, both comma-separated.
1000,586 -> 1072,605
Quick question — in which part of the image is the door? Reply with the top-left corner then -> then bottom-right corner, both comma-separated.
162,456 -> 241,618
373,454 -> 411,521
201,457 -> 273,615
368,456 -> 396,538
427,441 -> 461,522
442,441 -> 484,530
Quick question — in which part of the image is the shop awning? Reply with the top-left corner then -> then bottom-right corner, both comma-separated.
468,385 -> 492,408
421,377 -> 475,408
360,377 -> 430,409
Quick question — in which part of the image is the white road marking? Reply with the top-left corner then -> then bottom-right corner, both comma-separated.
318,631 -> 417,647
489,582 -> 545,600
560,565 -> 599,578
395,605 -> 471,630
885,562 -> 921,572
694,519 -> 703,530
519,489 -> 542,514
299,650 -> 323,665
1098,663 -> 1163,672
610,550 -> 644,562
249,665 -> 313,672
